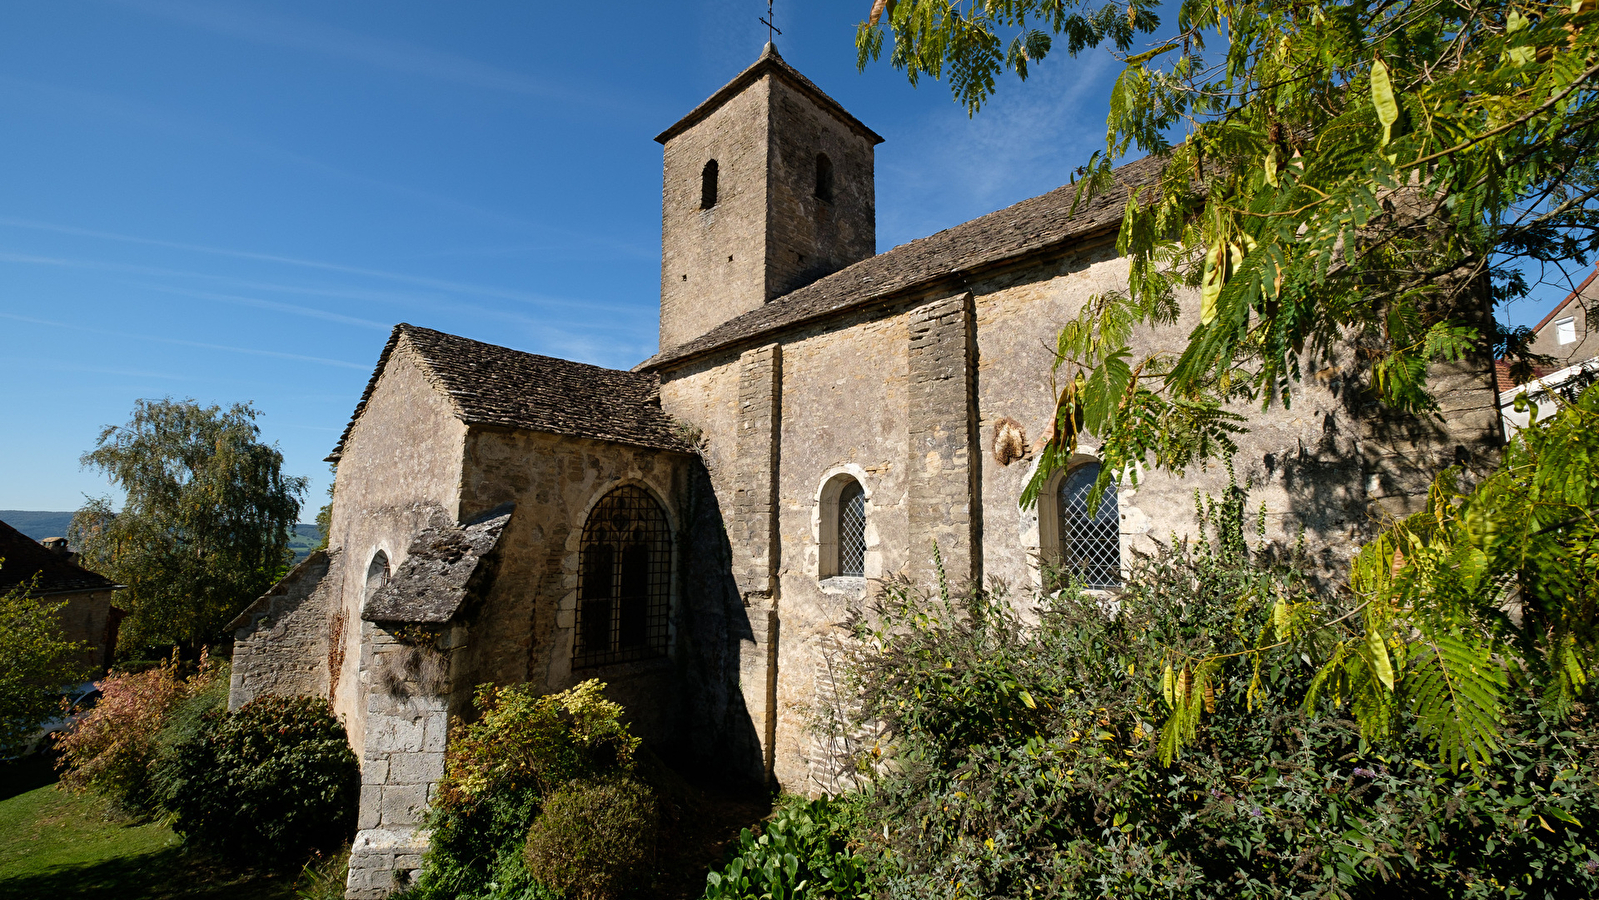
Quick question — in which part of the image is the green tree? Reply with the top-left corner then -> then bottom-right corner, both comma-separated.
71,399 -> 306,656
856,0 -> 1599,765
0,570 -> 91,749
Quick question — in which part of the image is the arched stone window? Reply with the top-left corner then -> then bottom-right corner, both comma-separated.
364,550 -> 389,604
815,153 -> 834,203
818,474 -> 867,579
574,485 -> 672,668
1055,462 -> 1121,588
701,159 -> 719,209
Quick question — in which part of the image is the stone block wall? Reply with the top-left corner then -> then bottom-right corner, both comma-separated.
345,622 -> 465,900
229,550 -> 341,710
659,77 -> 773,349
732,344 -> 781,780
456,428 -> 696,755
763,76 -> 876,301
326,344 -> 468,753
906,292 -> 981,587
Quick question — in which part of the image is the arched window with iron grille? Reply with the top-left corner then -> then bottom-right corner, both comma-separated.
1057,463 -> 1121,588
574,485 -> 672,668
836,479 -> 866,577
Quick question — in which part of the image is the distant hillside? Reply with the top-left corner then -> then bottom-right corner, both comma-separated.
0,511 -> 322,561
286,523 -> 323,562
0,510 -> 74,540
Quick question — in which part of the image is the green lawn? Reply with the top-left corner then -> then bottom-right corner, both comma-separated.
0,755 -> 297,900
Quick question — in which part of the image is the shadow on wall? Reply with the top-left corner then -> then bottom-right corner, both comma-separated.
674,460 -> 766,784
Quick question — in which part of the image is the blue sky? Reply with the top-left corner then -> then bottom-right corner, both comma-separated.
0,1 -> 1576,515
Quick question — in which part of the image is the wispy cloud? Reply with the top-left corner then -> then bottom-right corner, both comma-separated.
131,285 -> 392,331
107,0 -> 631,112
877,49 -> 1120,249
0,221 -> 636,312
0,312 -> 366,369
0,76 -> 650,245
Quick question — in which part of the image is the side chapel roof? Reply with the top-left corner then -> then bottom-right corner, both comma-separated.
328,324 -> 693,461
638,154 -> 1166,370
0,517 -> 120,596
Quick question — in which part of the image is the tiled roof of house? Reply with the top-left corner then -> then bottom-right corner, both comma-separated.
1497,358 -> 1557,392
328,324 -> 694,462
655,42 -> 883,146
638,154 -> 1166,371
0,517 -> 119,596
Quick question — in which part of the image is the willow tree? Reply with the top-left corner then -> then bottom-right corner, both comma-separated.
71,399 -> 306,656
858,0 -> 1599,767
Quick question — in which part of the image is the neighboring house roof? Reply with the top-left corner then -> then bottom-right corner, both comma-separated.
1496,359 -> 1554,392
329,324 -> 694,462
1532,263 -> 1599,334
655,42 -> 883,146
0,517 -> 119,596
638,153 -> 1165,371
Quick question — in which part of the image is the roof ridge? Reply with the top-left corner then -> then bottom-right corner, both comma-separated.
329,325 -> 691,462
655,43 -> 883,146
638,154 -> 1164,371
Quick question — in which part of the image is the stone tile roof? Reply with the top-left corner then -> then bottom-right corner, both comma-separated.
362,504 -> 513,625
639,154 -> 1165,370
329,324 -> 694,461
0,517 -> 120,596
656,42 -> 883,146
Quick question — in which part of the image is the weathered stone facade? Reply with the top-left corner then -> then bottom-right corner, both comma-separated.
227,44 -> 1504,898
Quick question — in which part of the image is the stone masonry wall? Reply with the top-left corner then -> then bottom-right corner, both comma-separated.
229,550 -> 341,710
732,344 -> 781,780
763,77 -> 876,302
660,77 -> 772,350
345,623 -> 465,899
906,292 -> 981,587
660,237 -> 1500,790
455,428 -> 694,754
326,342 -> 468,757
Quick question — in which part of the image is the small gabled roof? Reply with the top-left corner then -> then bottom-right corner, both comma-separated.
655,42 -> 883,146
328,324 -> 694,462
638,154 -> 1165,370
0,518 -> 120,596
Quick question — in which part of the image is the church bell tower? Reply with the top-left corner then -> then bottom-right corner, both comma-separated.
655,43 -> 882,351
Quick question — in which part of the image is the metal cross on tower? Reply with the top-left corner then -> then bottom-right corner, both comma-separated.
759,0 -> 782,43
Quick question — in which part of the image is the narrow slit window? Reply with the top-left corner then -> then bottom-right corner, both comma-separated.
1057,463 -> 1121,589
815,153 -> 834,203
837,479 -> 866,577
701,159 -> 719,209
364,551 -> 390,604
574,486 -> 672,667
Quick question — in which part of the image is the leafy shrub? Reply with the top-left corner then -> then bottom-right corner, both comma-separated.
55,653 -> 203,812
408,679 -> 640,900
701,796 -> 876,900
840,490 -> 1599,899
149,660 -> 230,806
523,778 -> 659,900
163,694 -> 358,865
0,573 -> 91,751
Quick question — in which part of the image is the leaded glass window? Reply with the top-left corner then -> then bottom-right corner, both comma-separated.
837,479 -> 866,578
1058,463 -> 1121,589
574,485 -> 672,667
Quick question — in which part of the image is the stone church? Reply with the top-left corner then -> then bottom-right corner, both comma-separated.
225,45 -> 1502,898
